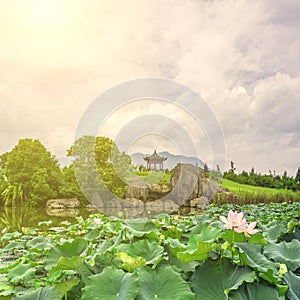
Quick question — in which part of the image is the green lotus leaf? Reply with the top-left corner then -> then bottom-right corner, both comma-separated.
166,238 -> 185,256
7,263 -> 36,284
79,252 -> 122,282
177,240 -> 212,263
236,243 -> 277,274
190,221 -> 210,234
164,247 -> 199,273
229,283 -> 283,300
0,283 -> 14,296
82,267 -> 139,300
3,241 -> 25,251
91,252 -> 121,271
248,232 -> 267,245
84,229 -> 101,241
191,258 -> 256,300
26,236 -> 52,251
284,271 -> 300,300
21,227 -> 37,235
264,239 -> 300,271
191,214 -> 212,226
137,266 -> 194,300
44,238 -> 88,271
1,231 -> 22,241
56,256 -> 86,270
260,223 -> 288,242
282,226 -> 300,242
117,239 -> 164,266
55,277 -> 80,298
222,231 -> 246,244
117,252 -> 146,272
190,225 -> 223,242
12,286 -> 60,300
124,218 -> 158,237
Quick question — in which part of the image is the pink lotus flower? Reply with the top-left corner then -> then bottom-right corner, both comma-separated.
220,210 -> 259,237
219,210 -> 248,233
243,221 -> 259,237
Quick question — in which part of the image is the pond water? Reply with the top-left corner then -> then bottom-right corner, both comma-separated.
0,205 -> 200,232
0,206 -> 93,233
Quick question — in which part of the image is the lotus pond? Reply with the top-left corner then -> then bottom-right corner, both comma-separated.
0,202 -> 299,299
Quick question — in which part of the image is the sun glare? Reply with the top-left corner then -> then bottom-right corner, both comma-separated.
28,0 -> 69,29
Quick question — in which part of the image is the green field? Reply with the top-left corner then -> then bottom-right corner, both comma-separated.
218,178 -> 300,204
128,171 -> 171,185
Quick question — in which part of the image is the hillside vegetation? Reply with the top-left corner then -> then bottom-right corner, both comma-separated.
128,170 -> 171,185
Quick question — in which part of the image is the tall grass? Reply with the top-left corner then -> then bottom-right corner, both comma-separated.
214,179 -> 300,205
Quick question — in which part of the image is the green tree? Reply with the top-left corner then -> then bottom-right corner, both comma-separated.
230,161 -> 236,173
0,138 -> 62,206
58,165 -> 86,203
68,136 -> 131,199
295,167 -> 300,183
204,162 -> 209,173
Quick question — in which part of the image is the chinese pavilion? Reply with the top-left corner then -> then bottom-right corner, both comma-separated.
143,150 -> 167,171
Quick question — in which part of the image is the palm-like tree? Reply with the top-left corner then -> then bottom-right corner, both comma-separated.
1,182 -> 23,206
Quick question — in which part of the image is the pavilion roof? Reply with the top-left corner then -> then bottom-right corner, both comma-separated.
143,150 -> 167,163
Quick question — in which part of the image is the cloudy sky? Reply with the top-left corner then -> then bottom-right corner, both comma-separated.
0,0 -> 299,175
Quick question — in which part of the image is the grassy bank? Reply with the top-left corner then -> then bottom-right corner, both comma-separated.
214,178 -> 300,205
128,171 -> 171,185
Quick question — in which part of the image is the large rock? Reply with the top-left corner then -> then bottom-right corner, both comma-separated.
190,196 -> 210,208
125,178 -> 171,202
46,198 -> 80,209
169,163 -> 222,206
125,178 -> 148,201
201,178 -> 219,199
147,184 -> 171,201
169,164 -> 204,205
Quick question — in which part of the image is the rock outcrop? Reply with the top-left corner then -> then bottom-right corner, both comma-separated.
190,196 -> 210,208
125,178 -> 148,201
124,164 -> 224,210
169,164 -> 223,207
169,164 -> 205,206
125,179 -> 171,202
147,184 -> 171,201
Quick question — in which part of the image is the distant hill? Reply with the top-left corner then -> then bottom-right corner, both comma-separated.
57,151 -> 205,171
130,151 -> 205,170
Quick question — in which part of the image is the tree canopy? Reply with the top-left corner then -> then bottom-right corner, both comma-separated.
224,165 -> 300,191
0,138 -> 62,206
68,136 -> 131,200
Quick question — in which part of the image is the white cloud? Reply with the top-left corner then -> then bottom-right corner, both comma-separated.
0,0 -> 299,174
